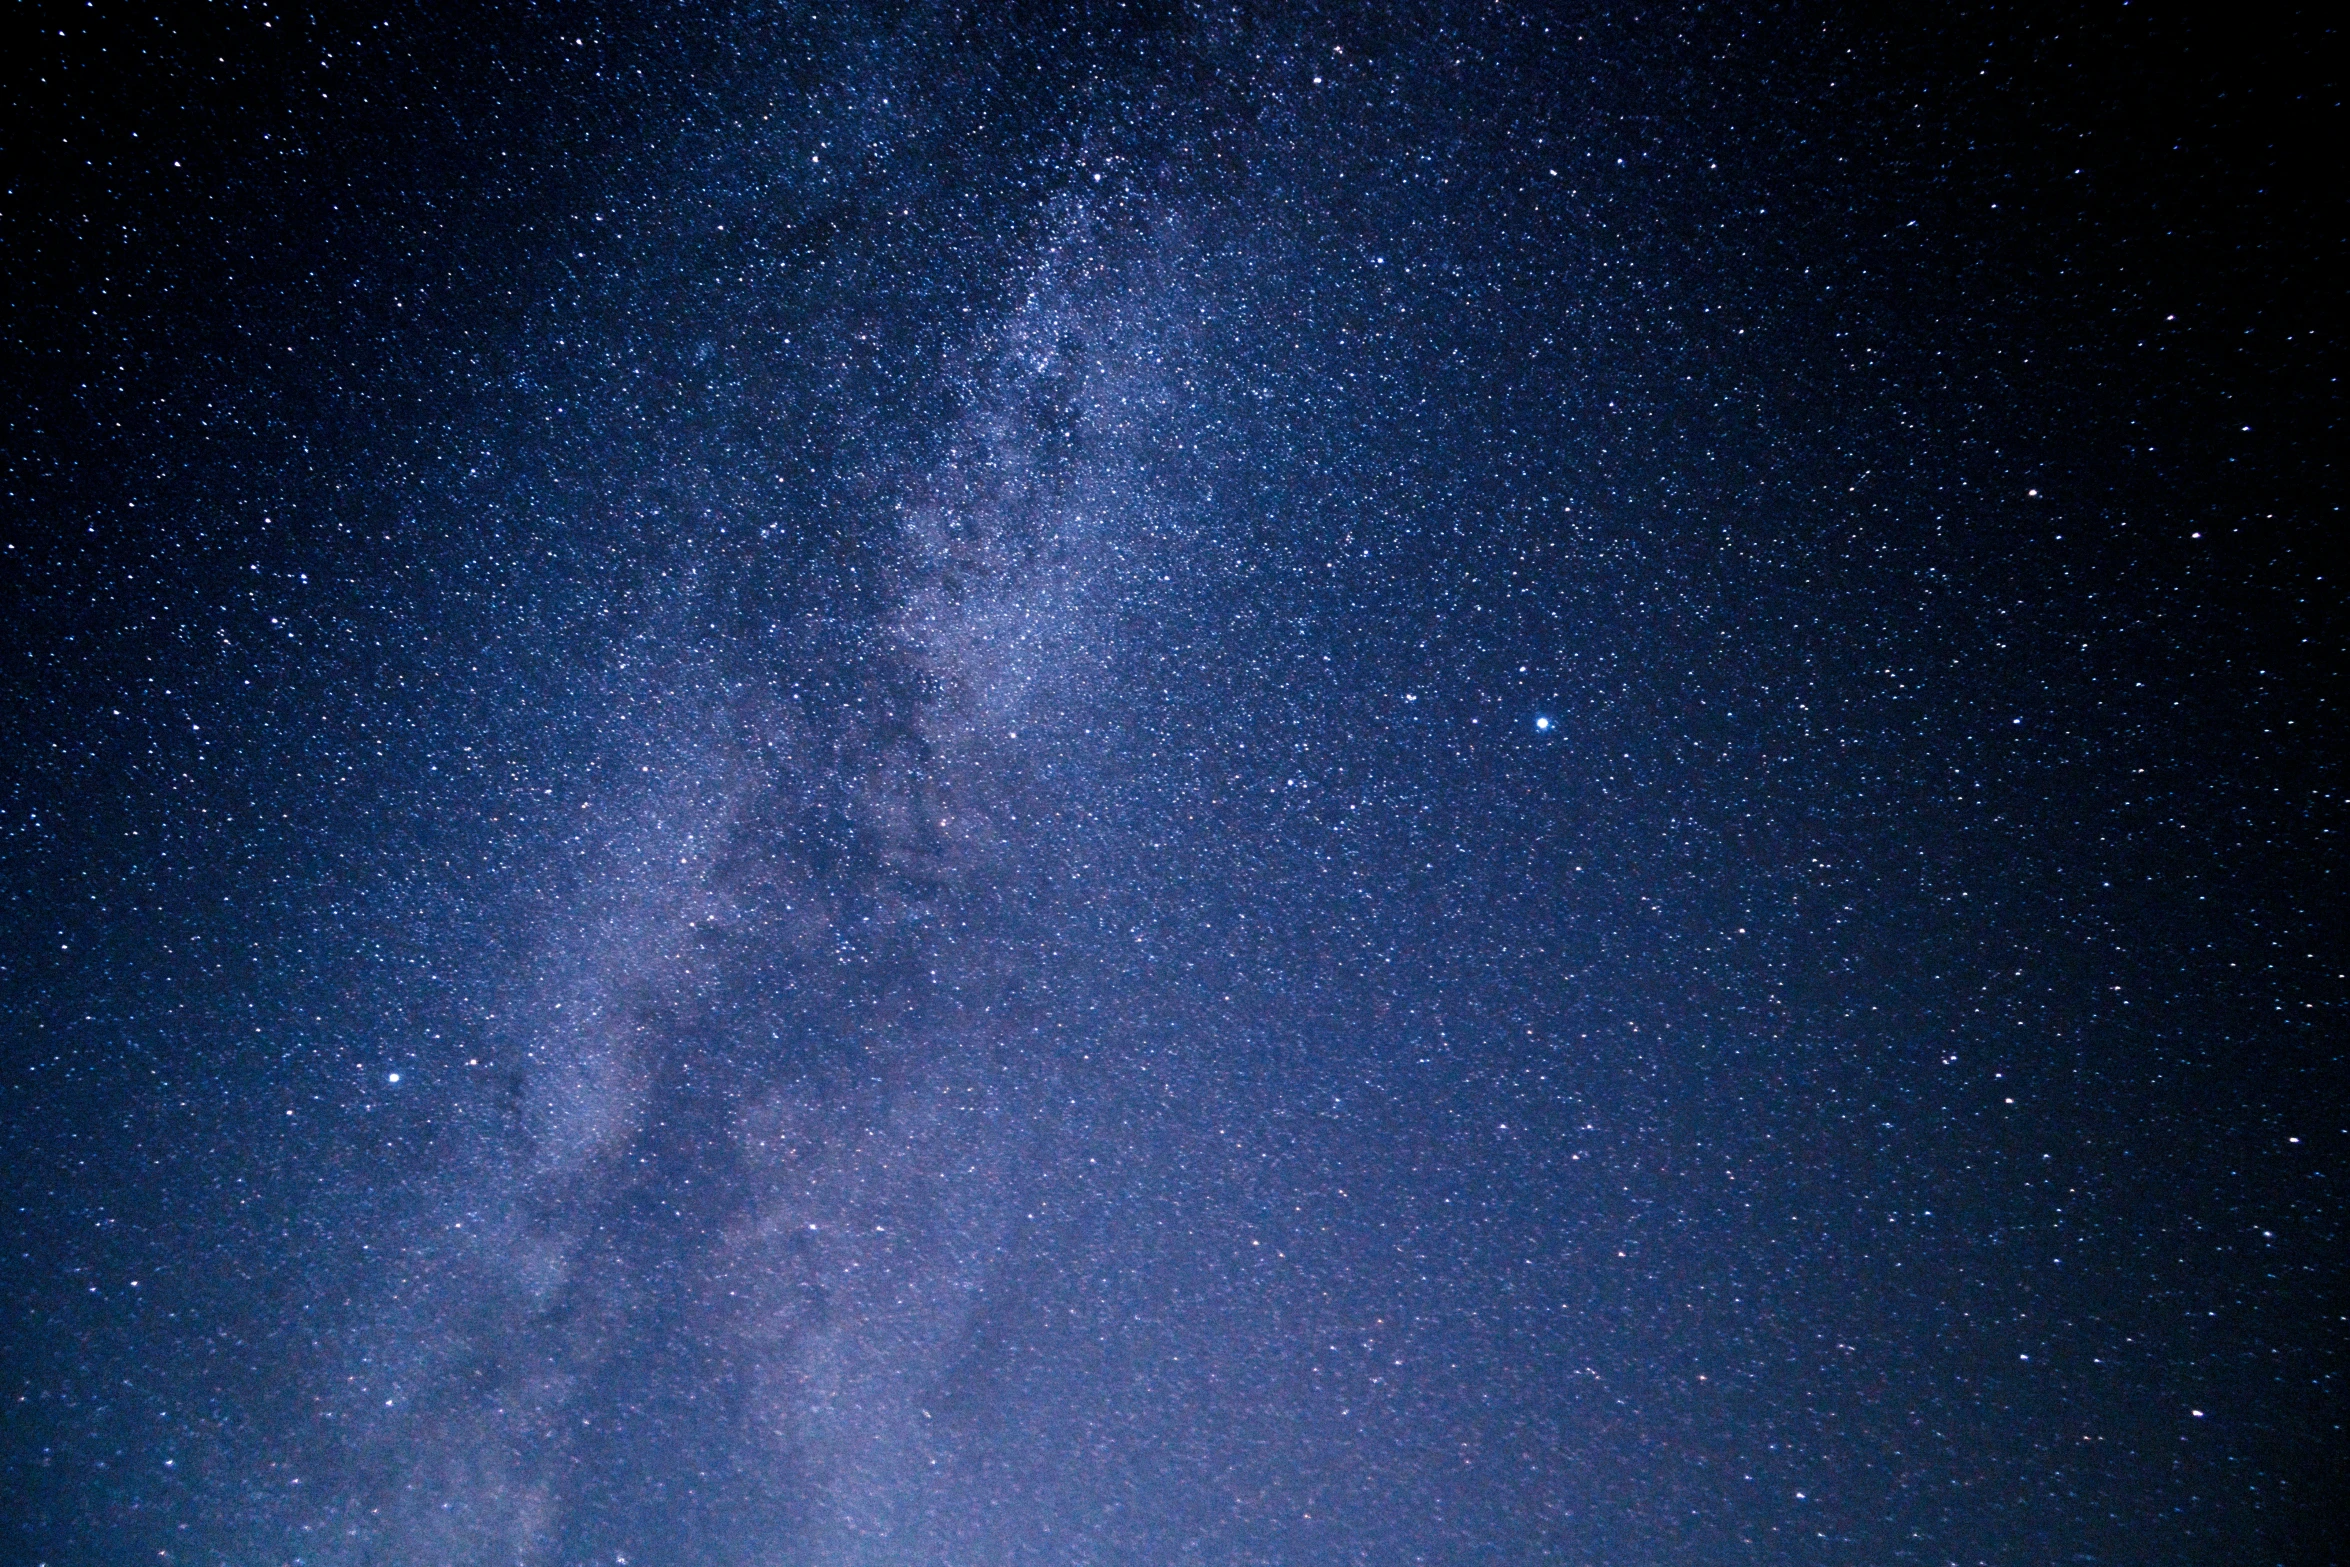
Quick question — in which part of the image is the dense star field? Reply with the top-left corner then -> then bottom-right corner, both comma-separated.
3,4 -> 2339,1563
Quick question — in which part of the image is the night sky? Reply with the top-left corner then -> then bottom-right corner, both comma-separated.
4,4 -> 2340,1564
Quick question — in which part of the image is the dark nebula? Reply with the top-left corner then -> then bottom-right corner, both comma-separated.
3,5 -> 2338,1564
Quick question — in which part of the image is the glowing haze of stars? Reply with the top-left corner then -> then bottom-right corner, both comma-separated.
1,7 -> 2337,1567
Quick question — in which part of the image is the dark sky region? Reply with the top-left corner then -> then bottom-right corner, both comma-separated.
2,4 -> 2340,1564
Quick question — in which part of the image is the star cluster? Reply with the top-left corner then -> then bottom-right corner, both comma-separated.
3,5 -> 2338,1565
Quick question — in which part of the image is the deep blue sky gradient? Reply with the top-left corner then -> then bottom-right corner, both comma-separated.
4,5 -> 2339,1563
